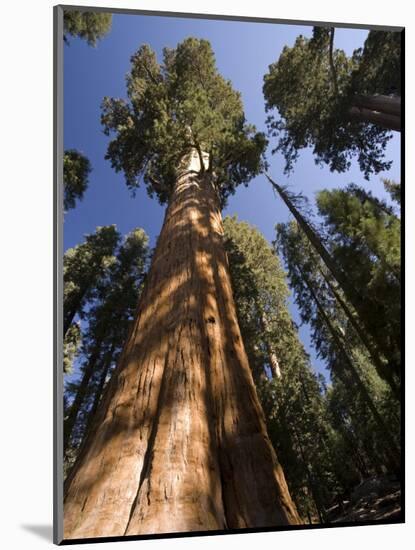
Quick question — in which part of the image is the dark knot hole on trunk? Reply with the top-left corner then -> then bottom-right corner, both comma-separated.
206,316 -> 216,324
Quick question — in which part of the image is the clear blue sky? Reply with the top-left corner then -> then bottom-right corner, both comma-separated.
64,12 -> 400,380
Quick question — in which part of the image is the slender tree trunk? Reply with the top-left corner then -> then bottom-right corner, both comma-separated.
63,165 -> 300,539
349,94 -> 401,131
297,264 -> 400,472
327,28 -> 399,131
291,424 -> 325,524
64,281 -> 91,338
316,263 -> 396,393
64,336 -> 105,452
260,312 -> 282,379
82,343 -> 116,443
266,173 -> 400,394
353,95 -> 401,117
64,303 -> 81,339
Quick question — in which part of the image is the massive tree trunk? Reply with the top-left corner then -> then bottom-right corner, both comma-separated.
64,336 -> 105,452
349,95 -> 401,132
63,160 -> 299,540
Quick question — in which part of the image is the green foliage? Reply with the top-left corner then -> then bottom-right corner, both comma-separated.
63,322 -> 81,375
102,38 -> 267,207
223,216 -> 335,520
260,368 -> 341,522
383,178 -> 401,206
263,29 -> 400,178
350,31 -> 401,96
63,149 -> 91,211
63,10 -> 112,46
64,228 -> 149,454
83,228 -> 149,355
64,225 -> 120,335
275,215 -> 400,475
223,215 -> 290,380
316,185 -> 401,378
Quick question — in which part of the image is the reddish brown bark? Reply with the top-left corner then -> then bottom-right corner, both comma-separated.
349,95 -> 401,132
63,167 -> 299,539
64,168 -> 299,539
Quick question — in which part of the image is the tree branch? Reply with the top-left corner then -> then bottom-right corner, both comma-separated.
142,62 -> 160,86
194,141 -> 206,175
328,28 -> 339,96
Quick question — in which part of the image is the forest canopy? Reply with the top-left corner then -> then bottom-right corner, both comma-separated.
263,29 -> 401,178
61,15 -> 402,537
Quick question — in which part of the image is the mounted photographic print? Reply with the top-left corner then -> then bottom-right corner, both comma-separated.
54,4 -> 404,544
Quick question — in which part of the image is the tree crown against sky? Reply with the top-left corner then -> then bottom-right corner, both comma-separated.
64,10 -> 113,46
64,149 -> 92,211
349,31 -> 401,96
63,14 -> 400,381
63,225 -> 119,330
275,178 -> 401,393
101,37 -> 267,207
64,227 -> 149,458
263,29 -> 401,179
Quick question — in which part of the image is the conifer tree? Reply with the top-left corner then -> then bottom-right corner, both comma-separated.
63,322 -> 81,375
263,28 -> 401,178
316,184 -> 401,389
63,225 -> 119,337
266,174 -> 399,395
63,149 -> 91,212
63,10 -> 112,46
223,216 -> 334,521
64,228 -> 149,469
275,220 -> 400,472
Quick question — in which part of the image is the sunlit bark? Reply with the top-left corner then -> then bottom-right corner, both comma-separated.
63,155 -> 299,539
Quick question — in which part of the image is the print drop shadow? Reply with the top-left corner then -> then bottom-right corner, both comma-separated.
20,524 -> 53,542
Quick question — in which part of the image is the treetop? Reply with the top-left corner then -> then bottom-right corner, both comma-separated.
102,37 -> 267,207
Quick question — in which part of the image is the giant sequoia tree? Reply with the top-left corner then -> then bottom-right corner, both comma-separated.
263,28 -> 401,178
63,38 -> 299,539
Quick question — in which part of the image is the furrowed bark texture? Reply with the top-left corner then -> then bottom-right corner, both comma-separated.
63,170 -> 299,539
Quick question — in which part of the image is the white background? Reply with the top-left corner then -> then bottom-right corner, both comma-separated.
0,1 -> 412,548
